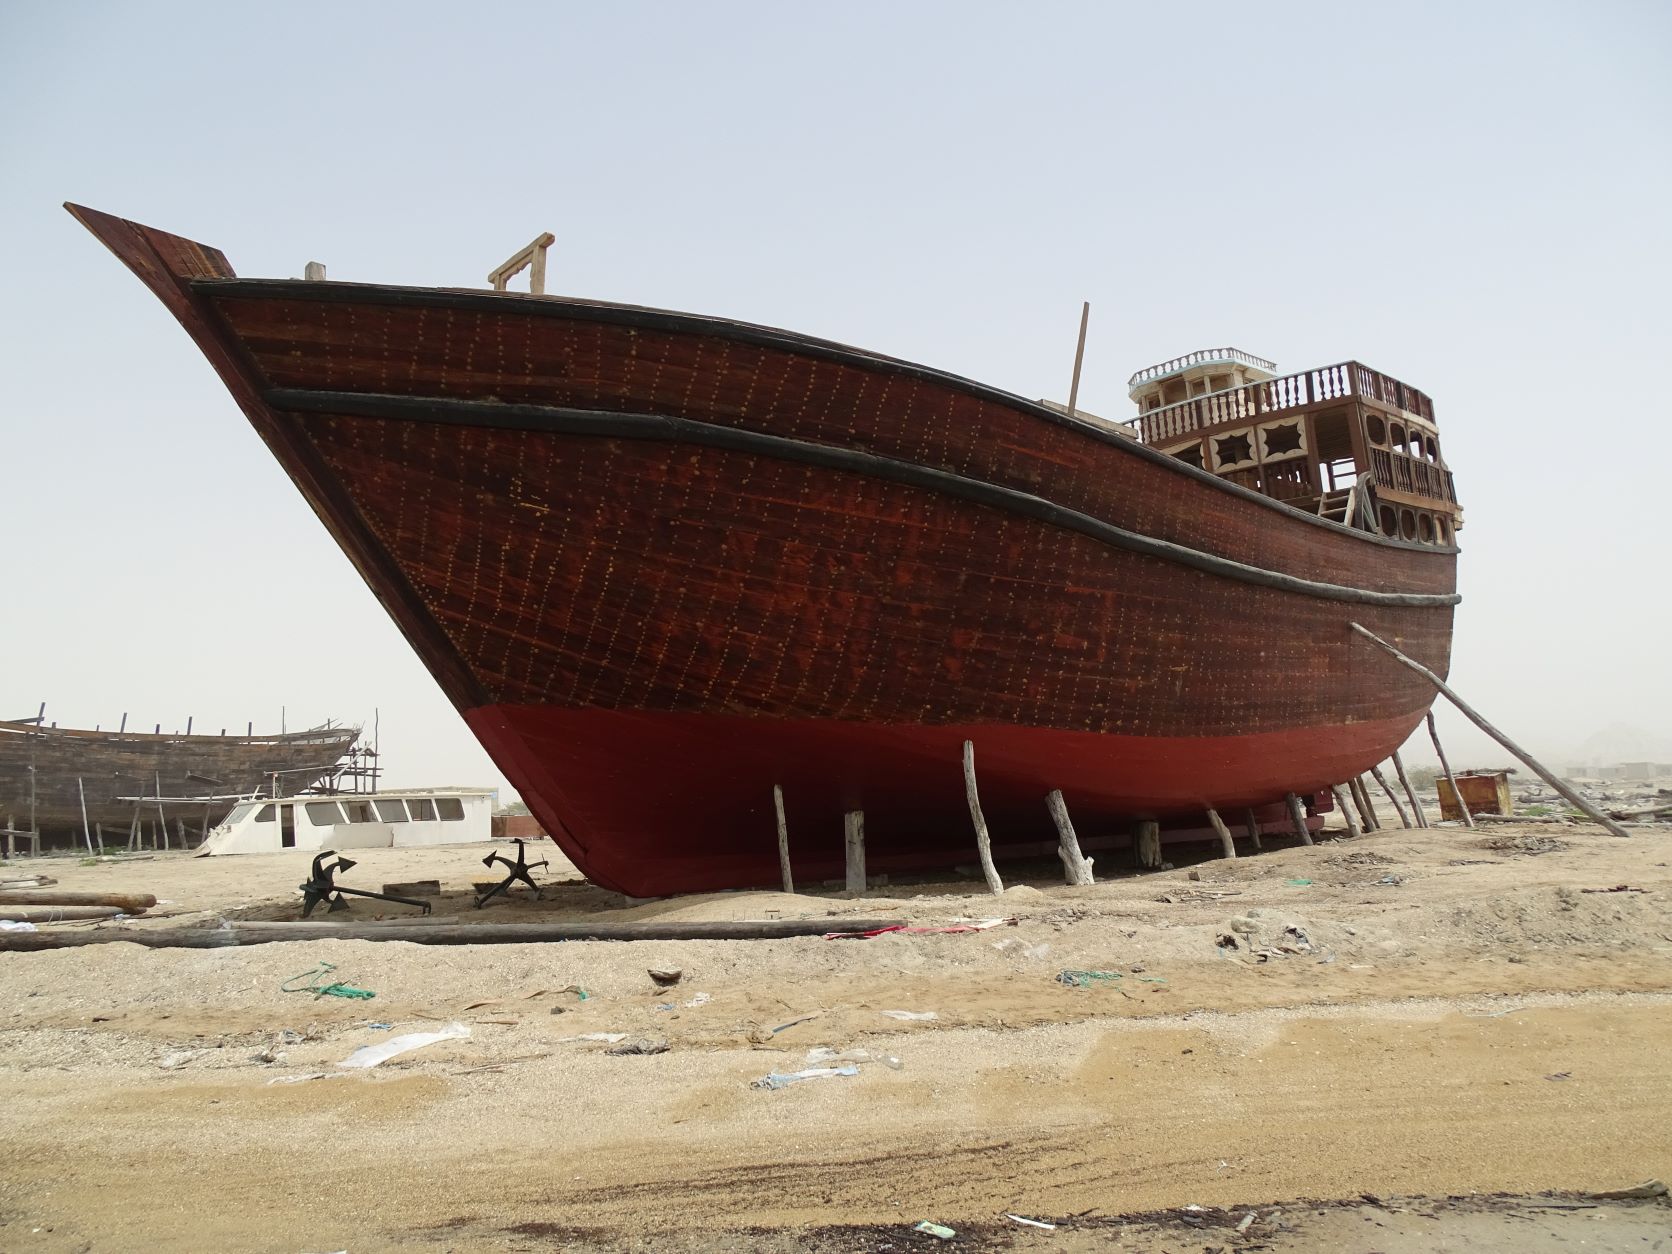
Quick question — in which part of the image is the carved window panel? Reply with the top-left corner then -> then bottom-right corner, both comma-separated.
1209,428 -> 1257,472
1257,418 -> 1307,463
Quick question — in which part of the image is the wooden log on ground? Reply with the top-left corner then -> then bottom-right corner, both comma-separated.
0,905 -> 127,922
843,810 -> 866,895
1330,785 -> 1363,839
962,741 -> 1004,895
1134,819 -> 1162,869
1205,808 -> 1237,860
772,784 -> 794,894
1243,808 -> 1262,851
0,890 -> 155,911
1370,765 -> 1411,828
1285,793 -> 1314,845
1350,622 -> 1631,839
1391,749 -> 1428,827
0,917 -> 914,951
1426,711 -> 1475,829
1046,789 -> 1094,884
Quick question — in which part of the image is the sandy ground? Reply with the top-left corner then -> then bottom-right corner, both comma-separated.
1,821 -> 1669,1252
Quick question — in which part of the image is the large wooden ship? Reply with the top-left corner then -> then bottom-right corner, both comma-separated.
0,715 -> 358,848
71,206 -> 1461,895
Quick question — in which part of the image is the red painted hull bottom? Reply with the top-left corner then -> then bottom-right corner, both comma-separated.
465,705 -> 1413,897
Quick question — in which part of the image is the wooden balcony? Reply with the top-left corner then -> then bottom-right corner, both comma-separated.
1129,361 -> 1434,446
1369,446 -> 1456,503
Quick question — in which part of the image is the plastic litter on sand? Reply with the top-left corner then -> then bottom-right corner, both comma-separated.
338,1022 -> 469,1069
1006,1214 -> 1057,1229
752,1064 -> 860,1090
914,1220 -> 957,1238
880,1009 -> 938,1021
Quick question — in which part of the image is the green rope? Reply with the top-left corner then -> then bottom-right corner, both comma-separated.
282,961 -> 376,1000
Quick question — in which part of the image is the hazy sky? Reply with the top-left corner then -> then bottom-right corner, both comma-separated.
3,1 -> 1669,798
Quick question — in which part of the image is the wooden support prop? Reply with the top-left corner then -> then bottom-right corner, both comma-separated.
962,742 -> 1004,894
844,810 -> 866,895
1426,711 -> 1476,829
1046,789 -> 1094,884
154,772 -> 168,850
1285,793 -> 1314,845
1330,785 -> 1363,839
0,891 -> 155,911
1243,808 -> 1262,851
1134,819 -> 1162,869
1370,764 -> 1411,828
77,777 -> 95,855
1205,808 -> 1238,860
1391,749 -> 1428,827
772,784 -> 794,894
1349,622 -> 1631,838
1352,775 -> 1381,830
0,918 -> 913,952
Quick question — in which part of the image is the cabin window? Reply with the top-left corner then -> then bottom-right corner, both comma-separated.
1418,514 -> 1435,543
1174,445 -> 1205,469
408,797 -> 437,821
1366,415 -> 1387,445
1380,505 -> 1398,535
341,800 -> 376,823
1399,509 -> 1418,541
306,801 -> 345,826
224,802 -> 260,825
1389,422 -> 1407,452
437,797 -> 466,822
255,804 -> 275,822
1437,517 -> 1452,544
374,799 -> 409,823
1424,435 -> 1439,462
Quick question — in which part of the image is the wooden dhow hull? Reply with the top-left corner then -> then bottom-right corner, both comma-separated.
71,206 -> 1458,895
0,720 -> 358,842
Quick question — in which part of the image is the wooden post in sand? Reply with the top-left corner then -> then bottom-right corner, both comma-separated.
1426,711 -> 1475,829
772,785 -> 794,894
1243,808 -> 1263,851
843,811 -> 866,895
1205,808 -> 1237,860
1285,793 -> 1314,845
1350,621 -> 1630,838
1046,790 -> 1094,885
1134,819 -> 1162,869
962,742 -> 1004,895
1370,765 -> 1411,828
76,777 -> 95,855
1391,750 -> 1428,827
1330,785 -> 1363,839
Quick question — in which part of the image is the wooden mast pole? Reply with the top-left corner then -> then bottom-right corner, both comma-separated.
1349,622 -> 1629,838
1066,302 -> 1090,419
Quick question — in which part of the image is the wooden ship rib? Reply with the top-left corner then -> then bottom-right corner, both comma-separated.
0,714 -> 358,849
69,205 -> 1462,895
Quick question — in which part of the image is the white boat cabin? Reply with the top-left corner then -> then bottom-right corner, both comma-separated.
198,788 -> 495,856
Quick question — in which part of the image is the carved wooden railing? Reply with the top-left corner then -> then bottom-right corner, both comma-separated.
1127,347 -> 1279,389
1128,360 -> 1434,445
1368,447 -> 1456,503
